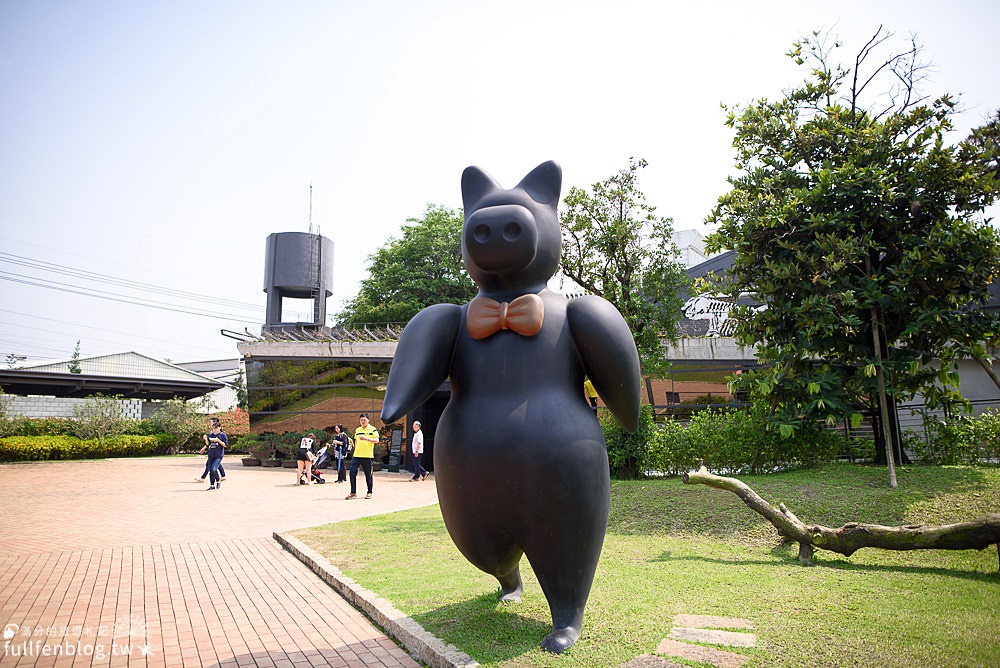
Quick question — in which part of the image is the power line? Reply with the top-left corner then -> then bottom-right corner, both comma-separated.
0,251 -> 262,311
0,272 -> 261,322
0,309 -> 239,356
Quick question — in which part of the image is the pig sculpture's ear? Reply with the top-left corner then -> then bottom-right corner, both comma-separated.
516,160 -> 562,206
462,166 -> 502,211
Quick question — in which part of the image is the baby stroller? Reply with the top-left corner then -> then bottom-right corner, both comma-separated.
299,461 -> 326,484
313,445 -> 330,469
299,445 -> 327,485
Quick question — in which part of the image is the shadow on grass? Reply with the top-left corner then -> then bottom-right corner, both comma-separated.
651,546 -> 1000,582
410,590 -> 550,664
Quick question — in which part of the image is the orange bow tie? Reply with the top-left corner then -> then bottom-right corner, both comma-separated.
466,294 -> 545,340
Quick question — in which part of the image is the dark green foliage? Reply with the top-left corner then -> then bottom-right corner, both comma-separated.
907,410 -> 1000,464
600,404 -> 657,479
246,430 -> 328,459
338,204 -> 476,324
654,404 -> 845,475
0,416 -> 77,437
705,29 -> 1000,445
601,403 -> 850,479
560,159 -> 689,375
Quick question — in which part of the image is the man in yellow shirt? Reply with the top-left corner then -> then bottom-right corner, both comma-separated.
347,413 -> 380,500
583,378 -> 599,415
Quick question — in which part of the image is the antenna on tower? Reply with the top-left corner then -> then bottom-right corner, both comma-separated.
308,183 -> 314,234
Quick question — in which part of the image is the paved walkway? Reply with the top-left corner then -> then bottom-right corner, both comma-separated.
0,457 -> 439,667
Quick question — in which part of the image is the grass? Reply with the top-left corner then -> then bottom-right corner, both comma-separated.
291,464 -> 1000,667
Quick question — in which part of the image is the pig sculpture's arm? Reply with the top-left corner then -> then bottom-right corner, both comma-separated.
567,295 -> 642,432
380,303 -> 463,424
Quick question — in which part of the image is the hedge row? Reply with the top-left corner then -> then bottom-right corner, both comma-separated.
0,434 -> 173,462
601,404 -> 852,479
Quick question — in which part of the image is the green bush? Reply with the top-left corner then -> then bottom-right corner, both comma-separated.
973,410 -> 1000,461
600,405 -> 657,479
658,404 -> 844,475
910,410 -> 1000,465
72,394 -> 130,441
0,416 -> 77,437
0,434 -> 171,462
601,402 -> 849,479
128,418 -> 164,436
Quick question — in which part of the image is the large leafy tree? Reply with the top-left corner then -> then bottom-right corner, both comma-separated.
339,204 -> 477,324
705,28 -> 1000,485
560,159 -> 689,375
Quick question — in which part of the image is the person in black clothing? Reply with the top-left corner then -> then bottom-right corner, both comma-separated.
205,422 -> 228,490
197,418 -> 226,484
332,424 -> 350,483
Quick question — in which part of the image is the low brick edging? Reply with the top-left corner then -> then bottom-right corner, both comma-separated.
274,531 -> 479,668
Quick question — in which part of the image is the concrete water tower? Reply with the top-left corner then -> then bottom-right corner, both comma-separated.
263,232 -> 335,331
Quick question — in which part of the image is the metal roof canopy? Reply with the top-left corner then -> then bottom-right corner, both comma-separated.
0,369 -> 223,400
0,352 -> 225,401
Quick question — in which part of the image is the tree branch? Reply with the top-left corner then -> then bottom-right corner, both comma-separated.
681,466 -> 1000,569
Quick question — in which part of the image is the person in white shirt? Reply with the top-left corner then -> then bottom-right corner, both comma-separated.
409,421 -> 427,481
296,433 -> 315,486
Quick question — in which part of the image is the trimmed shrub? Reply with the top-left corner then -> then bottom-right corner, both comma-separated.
0,434 -> 171,462
0,416 -> 77,437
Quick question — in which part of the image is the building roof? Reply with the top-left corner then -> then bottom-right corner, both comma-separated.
0,352 -> 224,400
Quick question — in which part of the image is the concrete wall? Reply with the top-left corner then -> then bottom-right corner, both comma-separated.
3,395 -> 143,420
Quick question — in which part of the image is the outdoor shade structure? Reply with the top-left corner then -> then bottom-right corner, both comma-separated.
0,369 -> 221,400
0,352 -> 223,401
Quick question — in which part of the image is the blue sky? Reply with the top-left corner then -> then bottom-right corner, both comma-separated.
1,0 -> 997,364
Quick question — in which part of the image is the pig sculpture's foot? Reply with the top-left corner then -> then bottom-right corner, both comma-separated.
541,625 -> 580,653
498,570 -> 523,603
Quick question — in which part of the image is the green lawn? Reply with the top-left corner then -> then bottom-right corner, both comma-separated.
292,464 -> 1000,667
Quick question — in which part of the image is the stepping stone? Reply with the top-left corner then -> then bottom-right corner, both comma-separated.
673,614 -> 755,630
622,654 -> 688,668
656,637 -> 750,668
670,626 -> 756,648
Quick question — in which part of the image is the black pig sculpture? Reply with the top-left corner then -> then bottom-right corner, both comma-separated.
381,161 -> 640,653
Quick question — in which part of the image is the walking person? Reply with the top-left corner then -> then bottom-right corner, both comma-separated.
296,433 -> 316,486
346,413 -> 379,500
205,421 -> 228,491
332,424 -> 349,483
196,418 -> 227,484
409,421 -> 427,481
584,378 -> 599,415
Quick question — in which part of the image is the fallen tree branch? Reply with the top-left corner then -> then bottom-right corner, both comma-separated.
681,466 -> 1000,569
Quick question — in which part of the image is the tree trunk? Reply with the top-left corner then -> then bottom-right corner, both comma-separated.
974,355 -> 1000,393
681,466 -> 1000,569
870,306 -> 898,488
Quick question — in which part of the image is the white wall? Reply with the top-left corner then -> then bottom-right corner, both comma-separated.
4,395 -> 143,419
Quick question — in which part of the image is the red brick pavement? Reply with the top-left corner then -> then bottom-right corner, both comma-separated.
0,457 -> 439,667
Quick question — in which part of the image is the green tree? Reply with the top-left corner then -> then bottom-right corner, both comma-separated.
68,340 -> 81,374
151,397 -> 206,455
232,368 -> 249,411
705,28 -> 1000,485
560,159 -> 689,375
338,204 -> 476,324
73,393 -> 129,442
